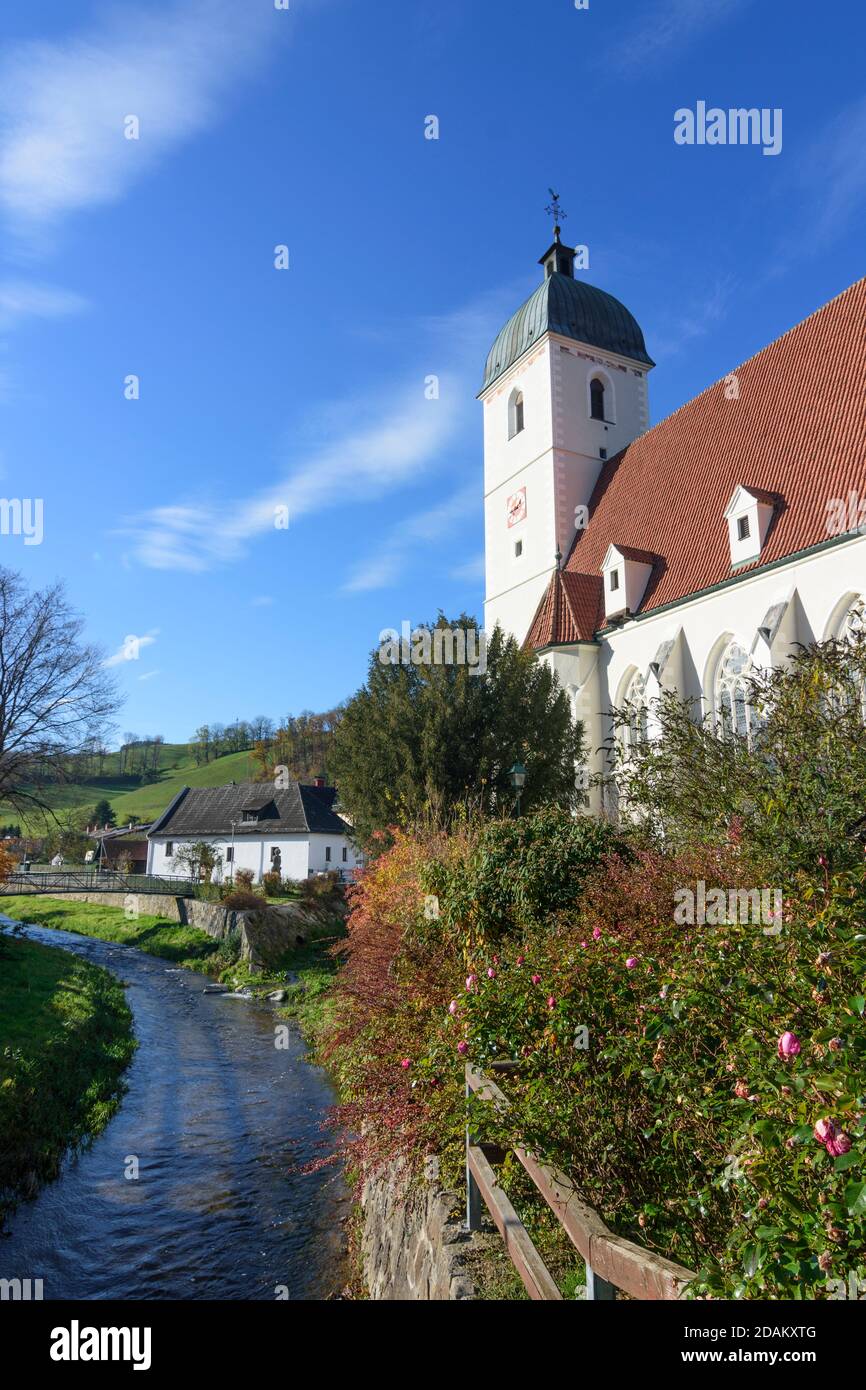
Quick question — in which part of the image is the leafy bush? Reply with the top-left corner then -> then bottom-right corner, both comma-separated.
425,806 -> 626,943
220,890 -> 262,910
445,850 -> 865,1297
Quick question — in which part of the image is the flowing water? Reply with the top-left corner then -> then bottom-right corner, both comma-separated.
0,920 -> 348,1300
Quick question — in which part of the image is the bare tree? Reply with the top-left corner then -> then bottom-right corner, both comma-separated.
0,568 -> 121,815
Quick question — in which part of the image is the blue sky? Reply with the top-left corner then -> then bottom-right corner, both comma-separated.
1,0 -> 865,744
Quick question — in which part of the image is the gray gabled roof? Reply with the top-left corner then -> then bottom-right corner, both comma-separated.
148,782 -> 351,838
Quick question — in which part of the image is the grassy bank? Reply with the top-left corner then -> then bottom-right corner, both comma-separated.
0,895 -> 226,972
0,933 -> 137,1226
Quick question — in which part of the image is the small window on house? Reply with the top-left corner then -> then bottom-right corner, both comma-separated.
225,847 -> 233,863
514,540 -> 523,558
342,847 -> 348,862
165,842 -> 174,856
325,847 -> 331,862
270,846 -> 280,863
737,515 -> 751,541
610,569 -> 620,592
508,389 -> 525,439
590,377 -> 605,421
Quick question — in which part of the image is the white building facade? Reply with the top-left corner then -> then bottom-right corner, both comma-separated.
146,781 -> 362,883
482,230 -> 866,809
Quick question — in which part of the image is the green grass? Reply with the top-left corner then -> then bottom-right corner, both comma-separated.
0,896 -> 225,972
276,931 -> 346,1040
0,744 -> 258,833
0,933 -> 137,1226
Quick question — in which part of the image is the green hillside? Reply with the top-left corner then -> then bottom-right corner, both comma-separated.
0,745 -> 259,833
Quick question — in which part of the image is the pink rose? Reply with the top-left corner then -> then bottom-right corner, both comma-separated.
547,996 -> 556,1010
457,1040 -> 468,1055
734,1080 -> 750,1099
487,968 -> 496,979
448,1000 -> 458,1016
531,973 -> 541,985
466,974 -> 477,991
777,1031 -> 801,1058
826,1133 -> 852,1158
492,955 -> 500,965
516,955 -> 525,966
626,957 -> 638,970
580,941 -> 587,949
592,927 -> 601,941
813,1118 -> 837,1145
400,1058 -> 411,1069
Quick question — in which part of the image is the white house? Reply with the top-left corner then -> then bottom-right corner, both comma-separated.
146,780 -> 361,883
482,224 -> 866,809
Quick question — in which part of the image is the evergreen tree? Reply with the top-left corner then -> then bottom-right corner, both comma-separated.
331,617 -> 583,849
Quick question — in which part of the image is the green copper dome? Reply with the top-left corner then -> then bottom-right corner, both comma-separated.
481,272 -> 654,392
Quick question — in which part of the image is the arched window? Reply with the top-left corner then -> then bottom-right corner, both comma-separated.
714,640 -> 759,744
590,377 -> 605,421
839,601 -> 866,720
508,389 -> 525,439
622,670 -> 648,749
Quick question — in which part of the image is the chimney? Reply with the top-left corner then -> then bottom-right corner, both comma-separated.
313,776 -> 326,788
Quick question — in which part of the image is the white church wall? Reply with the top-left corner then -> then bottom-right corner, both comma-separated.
600,532 -> 866,727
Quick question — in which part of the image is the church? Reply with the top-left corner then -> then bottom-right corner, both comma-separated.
481,226 -> 865,810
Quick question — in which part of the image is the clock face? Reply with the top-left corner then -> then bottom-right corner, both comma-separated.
507,487 -> 526,528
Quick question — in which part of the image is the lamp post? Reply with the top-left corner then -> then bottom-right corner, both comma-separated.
509,761 -> 527,818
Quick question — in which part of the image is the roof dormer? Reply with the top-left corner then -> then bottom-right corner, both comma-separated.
724,485 -> 776,568
601,544 -> 656,622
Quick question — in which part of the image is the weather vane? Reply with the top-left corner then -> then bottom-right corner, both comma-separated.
545,188 -> 567,233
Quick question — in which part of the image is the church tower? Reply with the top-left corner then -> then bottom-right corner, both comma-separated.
480,219 -> 655,644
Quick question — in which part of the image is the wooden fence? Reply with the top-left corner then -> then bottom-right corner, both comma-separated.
466,1062 -> 695,1301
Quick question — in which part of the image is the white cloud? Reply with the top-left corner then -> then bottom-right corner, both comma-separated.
0,0 -> 275,231
104,630 -> 158,667
0,280 -> 87,331
608,0 -> 755,74
343,485 -> 477,594
138,669 -> 161,682
450,553 -> 485,583
650,277 -> 735,360
124,372 -> 468,572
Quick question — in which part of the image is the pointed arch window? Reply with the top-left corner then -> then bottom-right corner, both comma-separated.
622,670 -> 649,749
839,601 -> 866,720
508,389 -> 525,439
590,377 -> 605,421
714,640 -> 759,744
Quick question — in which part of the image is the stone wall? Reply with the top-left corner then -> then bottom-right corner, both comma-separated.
361,1158 -> 481,1300
0,889 -> 335,975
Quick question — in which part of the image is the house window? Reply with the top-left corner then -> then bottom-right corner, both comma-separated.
622,671 -> 648,749
515,540 -> 523,558
737,515 -> 751,541
610,569 -> 620,592
714,640 -> 759,745
590,377 -> 605,421
225,847 -> 233,863
165,842 -> 173,856
508,389 -> 525,439
342,847 -> 348,862
325,847 -> 331,862
270,846 -> 280,863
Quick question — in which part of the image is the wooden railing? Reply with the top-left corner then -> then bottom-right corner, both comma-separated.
465,1063 -> 696,1301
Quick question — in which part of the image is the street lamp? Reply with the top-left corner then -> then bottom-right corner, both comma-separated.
509,761 -> 527,818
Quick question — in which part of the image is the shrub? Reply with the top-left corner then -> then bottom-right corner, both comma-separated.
262,870 -> 283,896
450,854 -> 866,1298
220,890 -> 262,910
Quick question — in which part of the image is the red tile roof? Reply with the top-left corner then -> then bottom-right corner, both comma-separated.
526,277 -> 866,649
